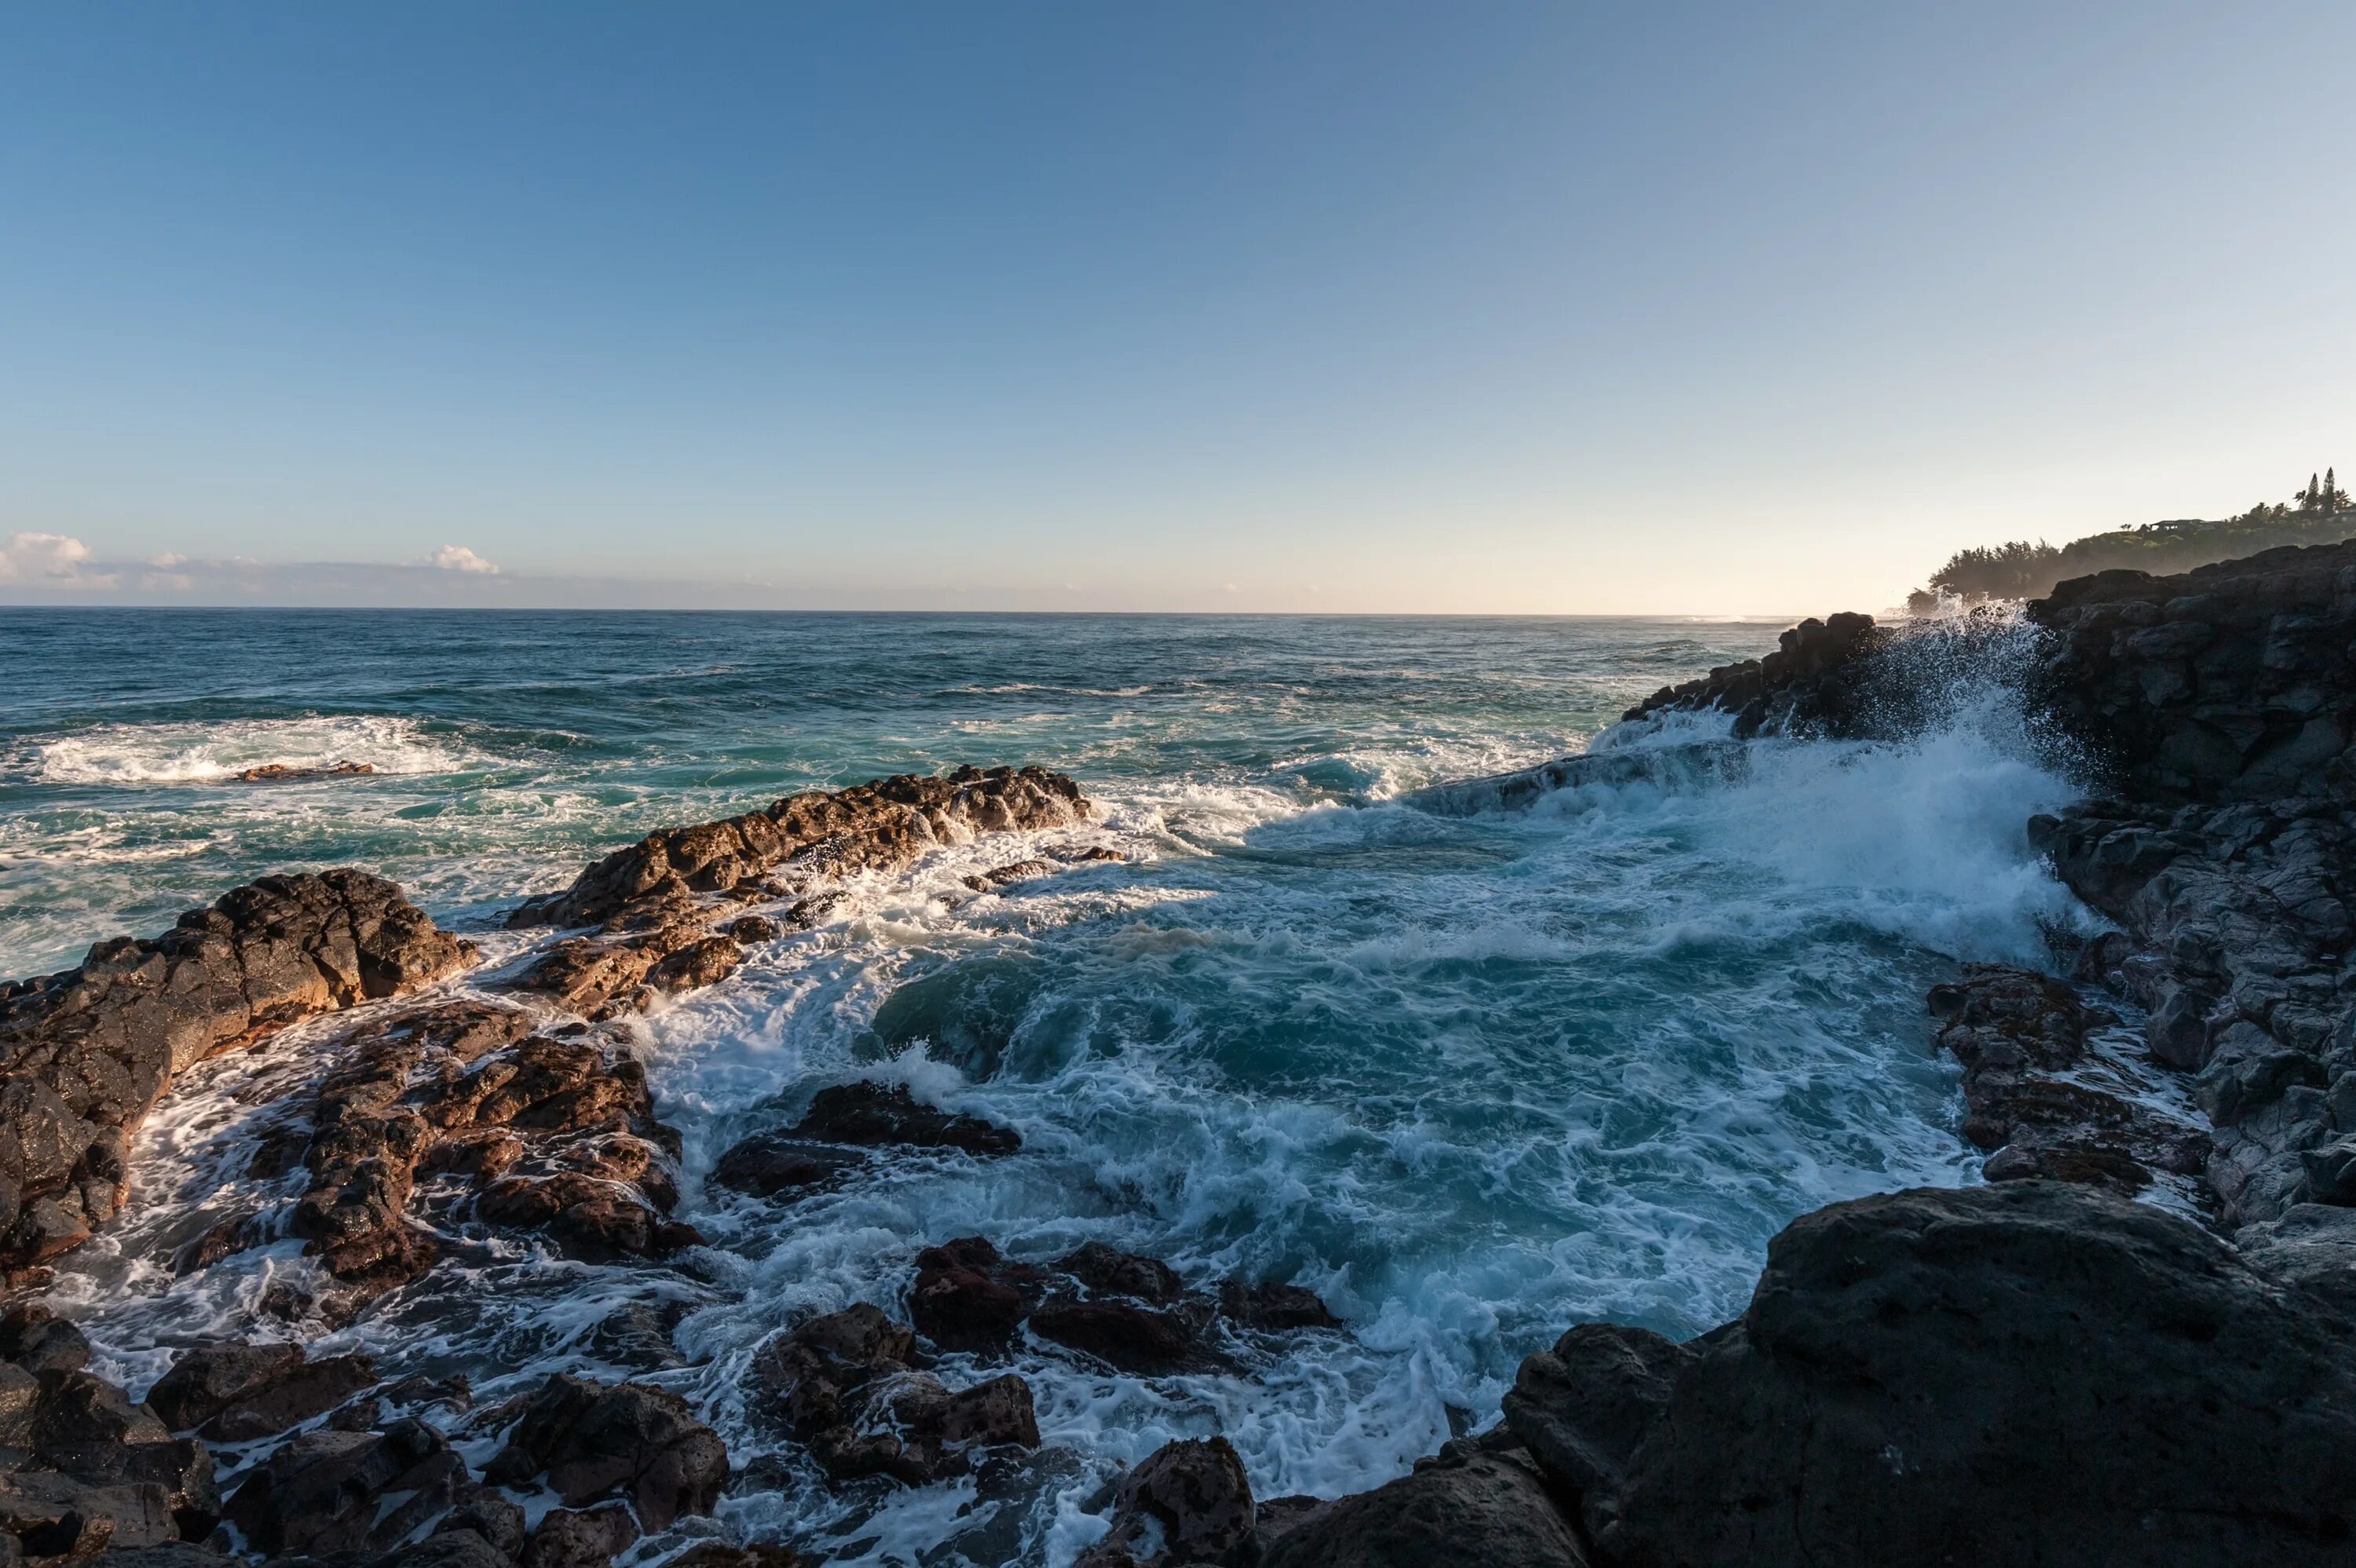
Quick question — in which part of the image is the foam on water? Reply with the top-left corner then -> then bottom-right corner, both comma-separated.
1,611 -> 2104,1567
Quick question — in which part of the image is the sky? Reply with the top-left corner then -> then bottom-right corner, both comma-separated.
2,2 -> 2354,615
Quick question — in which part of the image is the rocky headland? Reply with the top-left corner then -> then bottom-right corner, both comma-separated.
9,554 -> 2356,1568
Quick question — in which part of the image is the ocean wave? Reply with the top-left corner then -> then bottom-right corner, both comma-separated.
14,714 -> 477,785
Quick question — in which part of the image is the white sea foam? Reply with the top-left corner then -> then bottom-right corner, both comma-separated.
17,715 -> 475,785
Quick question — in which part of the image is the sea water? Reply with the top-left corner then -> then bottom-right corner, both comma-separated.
0,609 -> 2092,1565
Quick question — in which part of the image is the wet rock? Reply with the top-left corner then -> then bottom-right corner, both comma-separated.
0,1364 -> 38,1447
963,859 -> 1055,892
1077,1436 -> 1256,1568
586,1304 -> 687,1372
708,1134 -> 866,1201
1932,965 -> 2207,1197
787,1084 -> 1020,1157
1029,1296 -> 1220,1375
0,1471 -> 178,1557
1502,1323 -> 1691,1540
1592,1182 -> 2356,1567
1622,611 -> 1883,738
31,1372 -> 170,1450
510,767 -> 1090,931
1260,1446 -> 1586,1568
907,1237 -> 1050,1353
475,1172 -> 701,1263
1217,1279 -> 1341,1332
224,1420 -> 465,1557
723,916 -> 782,943
234,761 -> 376,782
0,870 -> 469,1268
750,1303 -> 916,1440
666,1544 -> 807,1568
436,1488 -> 527,1559
645,937 -> 744,994
519,1504 -> 638,1568
144,1343 -> 377,1441
31,1440 -> 220,1541
0,1307 -> 90,1376
485,1375 -> 726,1532
1055,1243 -> 1183,1304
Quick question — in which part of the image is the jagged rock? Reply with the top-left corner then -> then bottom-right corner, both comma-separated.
0,1306 -> 90,1376
786,1084 -> 1020,1156
963,859 -> 1055,891
667,1544 -> 807,1568
1590,1182 -> 2356,1567
0,1363 -> 38,1447
708,1134 -> 866,1201
1217,1279 -> 1341,1332
474,1172 -> 701,1263
1029,1296 -> 1220,1375
223,1420 -> 465,1556
234,761 -> 375,782
1259,1446 -> 1587,1568
0,871 -> 469,1266
31,1440 -> 219,1541
31,1372 -> 170,1450
1930,966 -> 2208,1196
484,1376 -> 726,1532
1077,1436 -> 1256,1568
435,1488 -> 526,1560
2238,1201 -> 2356,1318
750,1303 -> 916,1440
144,1343 -> 376,1441
0,1471 -> 178,1557
519,1504 -> 638,1568
1502,1323 -> 1690,1541
1056,1243 -> 1183,1303
1622,612 -> 1883,737
908,1237 -> 1048,1352
510,767 -> 1090,930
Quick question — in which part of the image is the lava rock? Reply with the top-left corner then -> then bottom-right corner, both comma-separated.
787,1083 -> 1020,1157
708,1134 -> 866,1201
1077,1436 -> 1257,1568
224,1420 -> 465,1557
145,1343 -> 377,1441
485,1375 -> 726,1532
1593,1181 -> 2356,1567
1260,1446 -> 1587,1568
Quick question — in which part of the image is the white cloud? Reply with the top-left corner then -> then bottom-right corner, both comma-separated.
428,544 -> 499,574
0,531 -> 110,587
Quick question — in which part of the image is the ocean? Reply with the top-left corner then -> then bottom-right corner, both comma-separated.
0,609 -> 2091,1564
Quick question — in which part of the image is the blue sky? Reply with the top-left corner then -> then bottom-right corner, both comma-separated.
2,3 -> 2352,612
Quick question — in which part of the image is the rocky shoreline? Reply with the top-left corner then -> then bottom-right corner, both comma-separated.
7,556 -> 2356,1566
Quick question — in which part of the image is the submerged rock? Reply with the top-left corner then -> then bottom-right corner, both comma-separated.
785,1083 -> 1021,1157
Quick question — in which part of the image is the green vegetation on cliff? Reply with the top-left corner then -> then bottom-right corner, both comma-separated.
1908,467 -> 2356,611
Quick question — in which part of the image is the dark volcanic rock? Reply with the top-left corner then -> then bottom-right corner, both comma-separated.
225,1420 -> 465,1557
708,1133 -> 867,1201
519,1503 -> 638,1568
145,1342 -> 376,1441
908,1237 -> 1049,1352
787,1083 -> 1020,1156
1930,964 -> 2208,1197
1623,612 -> 1883,737
510,766 -> 1089,930
1589,1181 -> 2356,1567
1259,1446 -> 1587,1568
1502,1322 -> 1689,1541
0,871 -> 470,1269
1077,1436 -> 1256,1568
30,1439 -> 220,1542
0,1469 -> 180,1557
485,1375 -> 726,1531
1217,1278 -> 1342,1332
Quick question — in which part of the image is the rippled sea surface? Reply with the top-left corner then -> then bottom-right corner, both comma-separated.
0,610 -> 2091,1566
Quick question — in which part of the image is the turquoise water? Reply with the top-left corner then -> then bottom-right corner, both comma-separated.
0,609 -> 2088,1565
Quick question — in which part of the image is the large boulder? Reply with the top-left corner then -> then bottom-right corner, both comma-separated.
1587,1181 -> 2356,1567
144,1342 -> 376,1440
485,1376 -> 726,1531
0,870 -> 470,1269
1077,1436 -> 1257,1568
1258,1445 -> 1586,1568
224,1420 -> 466,1557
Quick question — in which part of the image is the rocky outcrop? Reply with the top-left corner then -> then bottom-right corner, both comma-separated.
512,766 -> 1088,931
1928,964 -> 2208,1196
0,872 -> 470,1273
483,1375 -> 728,1531
1622,612 -> 1883,736
1076,1437 -> 1257,1568
749,1303 -> 1039,1486
1260,1442 -> 1588,1568
2017,541 -> 2356,1223
145,1342 -> 378,1442
906,1237 -> 1337,1375
1487,1182 -> 2356,1568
